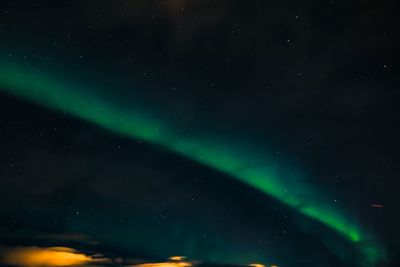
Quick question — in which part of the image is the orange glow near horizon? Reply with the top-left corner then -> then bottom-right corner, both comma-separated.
2,246 -> 272,267
134,261 -> 193,267
2,246 -> 93,267
248,264 -> 265,267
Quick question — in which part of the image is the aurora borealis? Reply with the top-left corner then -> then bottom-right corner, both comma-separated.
0,1 -> 398,267
0,61 -> 360,239
0,60 -> 381,264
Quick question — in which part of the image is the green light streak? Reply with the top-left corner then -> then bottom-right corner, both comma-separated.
0,62 -> 384,265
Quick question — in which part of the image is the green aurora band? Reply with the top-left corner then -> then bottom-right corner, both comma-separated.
0,61 -> 385,265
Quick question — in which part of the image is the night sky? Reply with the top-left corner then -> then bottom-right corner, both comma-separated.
0,1 -> 399,267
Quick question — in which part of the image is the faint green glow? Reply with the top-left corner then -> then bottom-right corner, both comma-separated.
0,62 -> 384,265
